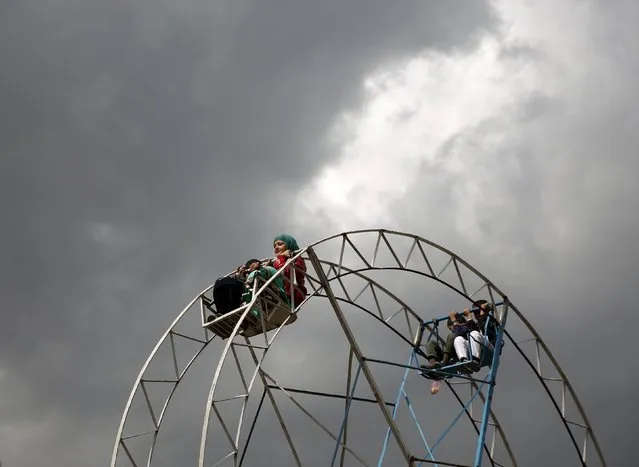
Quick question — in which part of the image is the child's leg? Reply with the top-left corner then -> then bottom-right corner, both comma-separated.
425,340 -> 444,367
469,331 -> 483,359
453,336 -> 469,361
442,333 -> 457,364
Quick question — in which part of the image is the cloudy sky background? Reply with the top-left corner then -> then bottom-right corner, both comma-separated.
1,0 -> 638,465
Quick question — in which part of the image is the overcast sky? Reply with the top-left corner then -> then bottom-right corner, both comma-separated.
1,0 -> 637,466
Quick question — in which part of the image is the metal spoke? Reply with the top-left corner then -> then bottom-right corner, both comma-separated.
308,247 -> 415,466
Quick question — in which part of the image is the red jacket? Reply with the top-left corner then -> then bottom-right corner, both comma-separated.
272,255 -> 307,305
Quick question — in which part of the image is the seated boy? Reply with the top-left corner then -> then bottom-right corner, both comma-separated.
242,259 -> 287,302
422,312 -> 472,376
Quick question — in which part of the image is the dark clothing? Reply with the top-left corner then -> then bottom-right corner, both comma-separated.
451,323 -> 469,338
212,276 -> 246,315
450,314 -> 470,338
426,316 -> 468,362
469,313 -> 498,343
426,333 -> 458,362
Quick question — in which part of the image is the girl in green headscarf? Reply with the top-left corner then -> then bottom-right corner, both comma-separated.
273,234 -> 300,253
272,234 -> 307,306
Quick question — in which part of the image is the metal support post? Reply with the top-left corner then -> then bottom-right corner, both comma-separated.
307,247 -> 415,466
473,298 -> 510,467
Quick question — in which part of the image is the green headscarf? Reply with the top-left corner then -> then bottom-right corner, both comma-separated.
273,234 -> 300,251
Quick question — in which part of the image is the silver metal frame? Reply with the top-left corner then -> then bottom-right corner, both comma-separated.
111,229 -> 607,467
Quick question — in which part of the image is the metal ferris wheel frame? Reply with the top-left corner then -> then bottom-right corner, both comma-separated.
111,229 -> 607,467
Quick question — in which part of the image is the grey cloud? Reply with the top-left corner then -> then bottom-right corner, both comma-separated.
282,2 -> 639,465
0,0 -> 497,466
382,14 -> 639,466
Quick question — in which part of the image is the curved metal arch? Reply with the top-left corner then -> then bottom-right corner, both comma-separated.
197,281 -> 301,466
310,262 -> 516,467
325,296 -> 505,467
111,228 -> 606,467
196,248 -> 516,467
193,248 -> 429,466
110,283 -> 217,467
111,230 -> 494,467
112,256 -> 318,467
112,253 -> 511,467
110,253 -> 323,467
307,229 -> 607,467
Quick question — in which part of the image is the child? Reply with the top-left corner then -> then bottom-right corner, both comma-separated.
270,234 -> 307,307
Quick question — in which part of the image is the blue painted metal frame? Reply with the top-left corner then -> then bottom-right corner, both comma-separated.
375,347 -> 493,467
376,301 -> 507,466
472,299 -> 509,467
377,350 -> 437,467
338,301 -> 508,466
425,380 -> 487,457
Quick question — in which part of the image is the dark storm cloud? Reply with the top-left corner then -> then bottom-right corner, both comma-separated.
381,17 -> 639,467
274,2 -> 639,465
0,1 -> 497,465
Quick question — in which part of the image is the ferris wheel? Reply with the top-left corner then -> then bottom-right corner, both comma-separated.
111,229 -> 608,467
